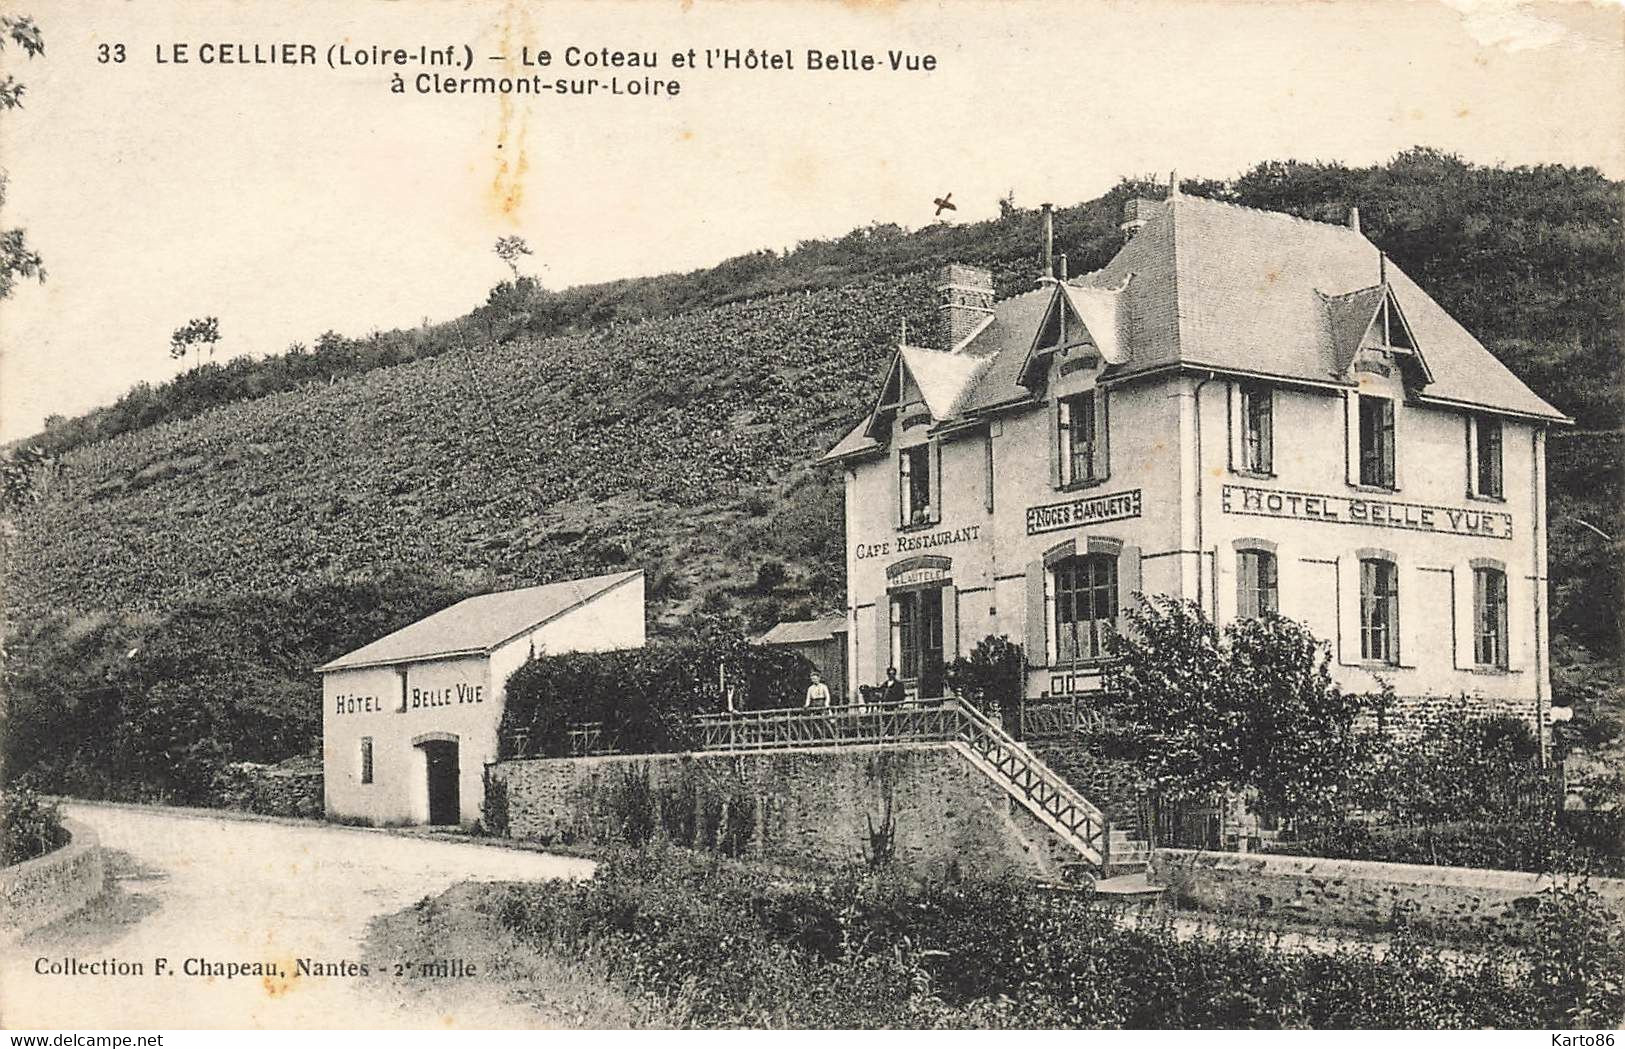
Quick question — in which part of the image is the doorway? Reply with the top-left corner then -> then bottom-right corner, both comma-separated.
416,737 -> 460,825
894,586 -> 945,698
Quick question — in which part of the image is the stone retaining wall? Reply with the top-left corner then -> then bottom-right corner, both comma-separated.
492,743 -> 1073,879
1,818 -> 105,942
1152,847 -> 1625,943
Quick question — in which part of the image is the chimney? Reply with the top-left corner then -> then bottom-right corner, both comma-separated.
1347,206 -> 1362,234
1120,197 -> 1158,241
1040,203 -> 1055,282
935,263 -> 995,350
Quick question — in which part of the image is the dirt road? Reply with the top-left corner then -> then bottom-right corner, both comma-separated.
2,803 -> 594,1029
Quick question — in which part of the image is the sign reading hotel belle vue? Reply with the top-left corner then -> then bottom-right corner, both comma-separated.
1025,489 -> 1143,537
1221,484 -> 1512,540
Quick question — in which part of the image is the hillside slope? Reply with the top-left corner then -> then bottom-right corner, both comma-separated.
2,150 -> 1619,801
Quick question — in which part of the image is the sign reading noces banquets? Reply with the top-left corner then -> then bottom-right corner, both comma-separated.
1221,484 -> 1512,540
1025,489 -> 1143,537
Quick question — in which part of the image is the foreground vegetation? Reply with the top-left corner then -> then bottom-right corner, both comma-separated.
477,847 -> 1623,1029
1,781 -> 65,866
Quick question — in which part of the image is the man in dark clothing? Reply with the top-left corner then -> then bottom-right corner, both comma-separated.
879,666 -> 907,706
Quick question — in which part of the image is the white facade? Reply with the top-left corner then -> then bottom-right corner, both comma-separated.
320,571 -> 645,826
824,196 -> 1566,735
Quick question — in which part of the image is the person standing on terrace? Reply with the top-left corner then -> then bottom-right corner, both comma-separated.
804,670 -> 832,708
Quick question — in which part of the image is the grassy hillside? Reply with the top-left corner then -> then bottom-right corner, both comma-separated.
2,148 -> 1619,799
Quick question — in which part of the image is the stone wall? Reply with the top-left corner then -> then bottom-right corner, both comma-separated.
209,763 -> 324,819
1025,740 -> 1144,825
1367,692 -> 1544,743
1152,847 -> 1625,944
492,743 -> 1073,879
1,818 -> 105,943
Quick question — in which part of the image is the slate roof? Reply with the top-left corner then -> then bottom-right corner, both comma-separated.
823,194 -> 1567,463
756,615 -> 848,646
318,570 -> 643,672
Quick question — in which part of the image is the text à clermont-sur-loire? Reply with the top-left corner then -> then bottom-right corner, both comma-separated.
34,956 -> 477,980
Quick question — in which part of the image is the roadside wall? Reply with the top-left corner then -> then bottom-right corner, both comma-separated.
492,743 -> 1071,879
0,818 -> 105,942
1152,847 -> 1625,943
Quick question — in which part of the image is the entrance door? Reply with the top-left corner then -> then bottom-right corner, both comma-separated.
895,587 -> 946,698
419,739 -> 460,825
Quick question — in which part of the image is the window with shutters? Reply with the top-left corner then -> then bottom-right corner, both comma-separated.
1058,392 -> 1106,487
1359,558 -> 1400,664
1054,553 -> 1117,662
1237,549 -> 1279,618
359,736 -> 374,785
898,444 -> 932,527
1358,395 -> 1396,488
1471,415 -> 1504,499
1240,384 -> 1274,474
1473,566 -> 1509,668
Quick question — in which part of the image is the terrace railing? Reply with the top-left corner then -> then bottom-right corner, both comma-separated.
694,698 -> 1112,870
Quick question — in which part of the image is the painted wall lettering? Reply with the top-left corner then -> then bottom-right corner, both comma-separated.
1025,489 -> 1143,537
1221,484 -> 1513,540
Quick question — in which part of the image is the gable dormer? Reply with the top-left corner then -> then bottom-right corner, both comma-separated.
1323,279 -> 1433,395
1017,278 -> 1131,390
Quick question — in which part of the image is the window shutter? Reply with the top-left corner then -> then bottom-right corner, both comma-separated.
896,449 -> 908,527
941,584 -> 958,664
1337,557 -> 1360,664
1381,399 -> 1397,488
1237,551 -> 1257,618
1095,387 -> 1111,480
874,600 -> 893,684
1344,392 -> 1360,486
1497,572 -> 1510,669
1119,544 -> 1142,613
1051,400 -> 1065,488
929,440 -> 943,524
1396,564 -> 1418,667
983,432 -> 995,513
1227,382 -> 1241,472
1258,390 -> 1273,473
1465,416 -> 1477,497
1451,567 -> 1474,670
1025,559 -> 1048,669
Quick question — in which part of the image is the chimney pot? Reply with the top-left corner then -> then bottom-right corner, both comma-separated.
1040,203 -> 1055,282
935,263 -> 995,351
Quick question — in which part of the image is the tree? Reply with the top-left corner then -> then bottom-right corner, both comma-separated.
493,235 -> 533,279
0,14 -> 46,300
169,316 -> 221,369
945,635 -> 1026,724
1101,595 -> 1384,826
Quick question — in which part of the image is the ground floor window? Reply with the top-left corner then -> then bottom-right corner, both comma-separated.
1474,565 -> 1508,668
892,587 -> 945,696
359,736 -> 374,785
1360,558 -> 1399,664
1054,553 -> 1117,662
1237,549 -> 1279,617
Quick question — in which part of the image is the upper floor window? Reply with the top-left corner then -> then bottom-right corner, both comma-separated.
1240,384 -> 1274,474
1059,391 -> 1107,487
899,443 -> 932,527
1237,549 -> 1279,618
1474,565 -> 1508,668
1358,395 -> 1396,488
1359,557 -> 1399,664
1470,415 -> 1504,499
1054,553 -> 1117,662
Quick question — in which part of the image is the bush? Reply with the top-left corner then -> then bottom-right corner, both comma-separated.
2,781 -> 66,866
491,847 -> 1623,1028
500,629 -> 813,756
1268,813 -> 1625,877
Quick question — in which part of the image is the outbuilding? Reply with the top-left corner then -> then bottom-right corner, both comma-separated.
318,569 -> 645,826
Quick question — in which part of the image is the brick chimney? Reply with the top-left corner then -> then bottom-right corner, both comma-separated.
935,263 -> 994,350
1120,197 -> 1159,241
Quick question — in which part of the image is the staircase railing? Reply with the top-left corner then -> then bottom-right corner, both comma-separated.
689,698 -> 1112,870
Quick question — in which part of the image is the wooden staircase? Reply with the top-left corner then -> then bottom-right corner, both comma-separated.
947,699 -> 1156,888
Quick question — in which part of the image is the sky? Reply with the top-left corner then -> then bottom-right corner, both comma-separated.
1,0 -> 1621,442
